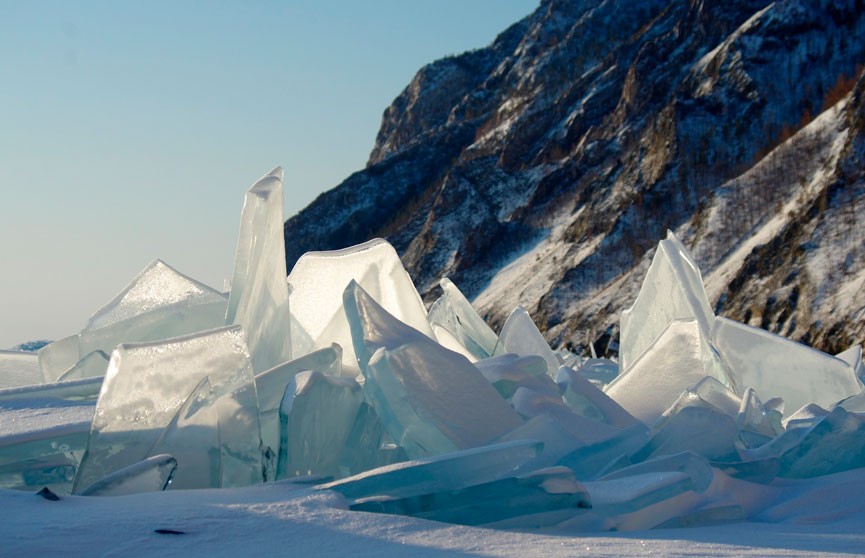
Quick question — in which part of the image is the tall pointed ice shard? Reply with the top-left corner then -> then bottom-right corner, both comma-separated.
619,232 -> 715,372
73,326 -> 262,494
287,239 -> 433,375
427,278 -> 498,360
494,307 -> 561,377
345,281 -> 523,458
226,167 -> 292,374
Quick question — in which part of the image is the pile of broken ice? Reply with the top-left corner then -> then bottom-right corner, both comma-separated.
2,167 -> 864,531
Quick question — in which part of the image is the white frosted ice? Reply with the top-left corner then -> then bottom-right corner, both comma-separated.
79,260 -> 228,359
73,325 -> 262,493
712,316 -> 862,416
620,231 -> 715,371
226,167 -> 293,373
605,319 -> 727,425
288,238 -> 433,376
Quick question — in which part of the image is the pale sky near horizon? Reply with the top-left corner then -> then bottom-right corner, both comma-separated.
0,0 -> 538,348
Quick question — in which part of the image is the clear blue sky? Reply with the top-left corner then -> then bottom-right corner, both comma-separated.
0,1 -> 538,348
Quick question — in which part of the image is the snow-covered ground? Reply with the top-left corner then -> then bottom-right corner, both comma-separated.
4,468 -> 865,557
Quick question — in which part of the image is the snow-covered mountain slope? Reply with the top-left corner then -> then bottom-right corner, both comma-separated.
284,0 -> 865,354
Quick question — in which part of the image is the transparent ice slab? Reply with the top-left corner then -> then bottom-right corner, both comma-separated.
777,407 -> 865,478
633,399 -> 739,463
73,325 -> 262,494
0,398 -> 94,492
494,307 -> 561,377
79,454 -> 177,496
619,231 -> 715,372
557,365 -> 640,429
226,167 -> 293,373
0,350 -> 43,390
0,376 -> 102,404
599,451 -> 714,493
56,350 -> 109,382
427,277 -> 498,360
511,387 -> 623,445
737,387 -> 781,439
345,281 -> 523,458
712,316 -> 861,416
580,471 -> 696,518
288,238 -> 433,376
351,466 -> 591,527
475,353 -> 557,400
145,377 -> 220,490
496,415 -> 586,471
557,424 -> 649,480
337,401 -> 408,478
277,370 -> 362,479
605,319 -> 727,425
255,344 -> 341,454
573,358 -> 620,389
316,439 -> 542,501
79,260 -> 228,359
38,335 -> 80,383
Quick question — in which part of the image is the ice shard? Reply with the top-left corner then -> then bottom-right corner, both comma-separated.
737,387 -> 781,439
619,231 -> 715,372
316,439 -> 542,501
605,319 -> 726,425
288,239 -> 433,375
79,454 -> 176,496
573,358 -> 620,389
79,260 -> 228,359
510,387 -> 623,445
56,350 -> 109,382
145,377 -> 220,490
226,167 -> 293,374
557,425 -> 649,480
631,391 -> 739,463
0,351 -> 42,390
599,451 -> 714,493
255,345 -> 341,454
496,415 -> 585,470
0,376 -> 102,404
337,401 -> 408,477
38,335 -> 80,383
73,325 -> 262,494
277,370 -> 362,479
579,471 -> 697,519
777,407 -> 865,478
836,344 -> 863,378
712,316 -> 862,415
475,353 -> 556,400
427,277 -> 498,360
351,466 -> 591,528
0,397 -> 94,492
345,281 -> 523,458
556,366 -> 641,429
494,307 -> 561,376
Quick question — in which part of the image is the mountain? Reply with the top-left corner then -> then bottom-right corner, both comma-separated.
284,0 -> 865,355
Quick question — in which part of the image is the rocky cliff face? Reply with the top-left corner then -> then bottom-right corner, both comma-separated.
284,0 -> 865,355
